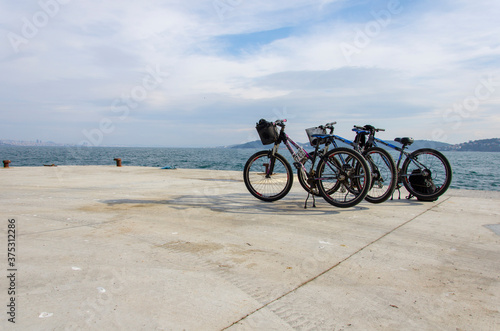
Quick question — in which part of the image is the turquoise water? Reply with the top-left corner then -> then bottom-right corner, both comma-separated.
1,146 -> 498,192
446,151 -> 499,191
0,146 -> 255,170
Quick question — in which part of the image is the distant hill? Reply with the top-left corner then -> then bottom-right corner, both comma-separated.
405,140 -> 453,151
447,138 -> 500,152
227,140 -> 265,149
2,137 -> 498,151
228,139 -> 453,151
228,138 -> 500,152
228,140 -> 311,149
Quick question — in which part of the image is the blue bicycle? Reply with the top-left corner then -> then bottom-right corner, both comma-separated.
353,125 -> 452,201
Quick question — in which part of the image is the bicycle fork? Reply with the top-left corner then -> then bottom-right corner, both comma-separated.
263,144 -> 284,178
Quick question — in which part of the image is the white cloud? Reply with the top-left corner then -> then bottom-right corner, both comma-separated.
0,0 -> 499,146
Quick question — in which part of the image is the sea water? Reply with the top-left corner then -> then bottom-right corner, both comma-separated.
0,146 -> 498,192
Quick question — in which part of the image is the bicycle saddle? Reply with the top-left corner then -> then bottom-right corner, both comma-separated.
394,137 -> 414,145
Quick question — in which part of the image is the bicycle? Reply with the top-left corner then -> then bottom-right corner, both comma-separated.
354,125 -> 452,201
243,119 -> 372,208
351,126 -> 398,203
300,123 -> 397,204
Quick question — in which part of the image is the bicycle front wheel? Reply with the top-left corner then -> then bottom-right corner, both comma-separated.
316,148 -> 371,208
401,148 -> 452,201
363,147 -> 397,203
243,151 -> 293,202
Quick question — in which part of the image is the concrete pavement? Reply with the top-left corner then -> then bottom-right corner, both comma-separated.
1,166 -> 499,330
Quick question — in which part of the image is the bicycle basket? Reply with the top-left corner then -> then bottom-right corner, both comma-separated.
256,119 -> 279,145
305,127 -> 327,146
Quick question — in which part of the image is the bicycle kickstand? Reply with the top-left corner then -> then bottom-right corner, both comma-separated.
391,185 -> 402,200
304,193 -> 316,209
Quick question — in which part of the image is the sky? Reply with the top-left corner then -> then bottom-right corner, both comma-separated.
1,0 -> 500,147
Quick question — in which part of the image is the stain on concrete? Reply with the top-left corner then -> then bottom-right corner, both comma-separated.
484,224 -> 500,236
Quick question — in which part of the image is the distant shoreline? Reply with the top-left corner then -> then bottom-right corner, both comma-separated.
1,145 -> 500,152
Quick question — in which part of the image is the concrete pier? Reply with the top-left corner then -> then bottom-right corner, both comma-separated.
1,166 -> 499,330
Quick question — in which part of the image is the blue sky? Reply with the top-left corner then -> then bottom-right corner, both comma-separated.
1,0 -> 499,147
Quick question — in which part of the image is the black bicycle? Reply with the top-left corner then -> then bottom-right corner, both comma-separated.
354,125 -> 452,201
243,119 -> 372,208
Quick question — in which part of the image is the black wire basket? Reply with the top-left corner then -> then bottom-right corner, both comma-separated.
256,119 -> 279,145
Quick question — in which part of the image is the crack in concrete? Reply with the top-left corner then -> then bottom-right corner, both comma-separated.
222,197 -> 451,330
18,218 -> 127,237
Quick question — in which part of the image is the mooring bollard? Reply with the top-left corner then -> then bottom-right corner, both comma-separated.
3,160 -> 11,168
113,158 -> 122,167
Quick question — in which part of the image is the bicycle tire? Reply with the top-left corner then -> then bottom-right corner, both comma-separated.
401,148 -> 452,201
363,147 -> 397,204
243,150 -> 293,202
316,147 -> 371,208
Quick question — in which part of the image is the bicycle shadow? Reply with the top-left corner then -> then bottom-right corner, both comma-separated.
100,192 -> 376,216
385,187 -> 441,205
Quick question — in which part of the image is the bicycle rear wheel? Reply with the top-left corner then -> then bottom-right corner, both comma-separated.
401,148 -> 452,201
363,147 -> 397,203
316,148 -> 371,208
243,150 -> 293,202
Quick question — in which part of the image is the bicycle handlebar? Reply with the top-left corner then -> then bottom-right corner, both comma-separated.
353,125 -> 385,133
274,119 -> 287,127
318,122 -> 337,134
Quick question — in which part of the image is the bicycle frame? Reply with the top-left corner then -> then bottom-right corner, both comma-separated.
368,136 -> 430,182
328,128 -> 374,166
330,134 -> 357,150
269,125 -> 322,174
